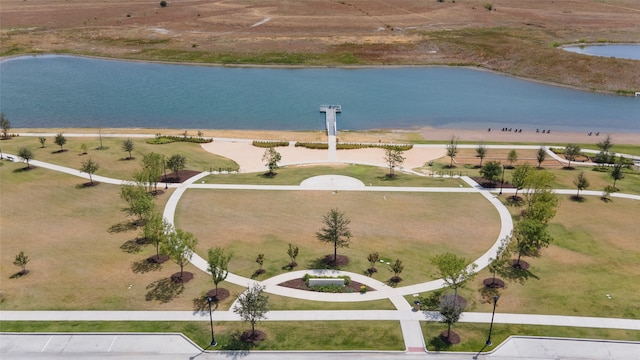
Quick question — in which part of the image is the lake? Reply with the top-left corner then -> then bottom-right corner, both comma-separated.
1,55 -> 638,132
563,44 -> 640,61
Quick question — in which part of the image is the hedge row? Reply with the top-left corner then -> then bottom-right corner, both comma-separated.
295,142 -> 328,149
303,273 -> 351,285
295,142 -> 413,150
146,135 -> 213,144
252,140 -> 289,148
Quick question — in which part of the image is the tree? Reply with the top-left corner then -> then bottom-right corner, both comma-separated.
143,211 -> 170,262
315,208 -> 352,264
17,147 -> 34,169
512,218 -> 553,267
262,147 -> 282,176
564,144 -> 581,168
389,258 -> 404,283
166,154 -> 186,181
141,152 -> 164,193
233,283 -> 270,339
38,137 -> 47,148
610,158 -> 625,189
207,247 -> 232,293
573,171 -> 589,199
511,164 -> 532,200
54,133 -> 67,151
160,0 -> 167,7
384,147 -> 406,177
479,161 -> 502,185
13,251 -> 30,274
122,138 -> 135,160
431,252 -> 477,298
446,136 -> 458,168
475,143 -> 487,167
120,184 -> 155,224
255,253 -> 265,273
80,143 -> 89,155
521,170 -> 559,223
0,113 -> 10,139
439,294 -> 465,343
536,147 -> 546,169
80,158 -> 100,184
161,227 -> 198,282
487,236 -> 511,287
594,135 -> 615,164
507,149 -> 518,168
367,252 -> 380,274
287,243 -> 299,268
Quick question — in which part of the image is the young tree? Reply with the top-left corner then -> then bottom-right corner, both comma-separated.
511,164 -> 532,200
384,146 -> 406,177
507,149 -> 518,168
54,133 -> 67,151
262,147 -> 281,176
80,143 -> 89,155
233,283 -> 270,339
255,253 -> 265,273
38,137 -> 47,148
479,161 -> 502,185
487,236 -> 511,287
475,143 -> 487,167
610,158 -> 625,189
367,252 -> 380,274
446,136 -> 458,168
80,158 -> 100,185
161,227 -> 198,282
563,144 -> 581,168
512,218 -> 553,268
143,211 -> 171,262
17,147 -> 34,169
13,251 -> 30,275
120,184 -> 156,224
207,247 -> 232,293
141,152 -> 164,193
522,170 -> 559,223
431,252 -> 477,298
573,171 -> 589,199
536,147 -> 546,169
595,135 -> 614,164
389,258 -> 404,283
0,113 -> 10,139
316,208 -> 352,264
122,138 -> 135,160
439,293 -> 465,343
166,154 -> 186,181
287,243 -> 299,268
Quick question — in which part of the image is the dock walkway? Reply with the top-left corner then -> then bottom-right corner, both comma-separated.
320,105 -> 341,161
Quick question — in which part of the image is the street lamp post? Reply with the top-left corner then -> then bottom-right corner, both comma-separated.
206,296 -> 217,347
499,164 -> 505,195
485,295 -> 499,346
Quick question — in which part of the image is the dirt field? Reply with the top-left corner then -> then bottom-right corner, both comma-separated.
2,0 -> 639,93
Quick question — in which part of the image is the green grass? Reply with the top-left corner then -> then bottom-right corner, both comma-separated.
203,164 -> 467,187
268,294 -> 396,310
0,321 -> 404,350
422,323 -> 640,352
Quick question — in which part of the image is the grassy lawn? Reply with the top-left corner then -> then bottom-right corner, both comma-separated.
176,190 -> 500,285
0,321 -> 405,351
268,294 -> 396,311
0,136 -> 238,180
203,163 -> 467,187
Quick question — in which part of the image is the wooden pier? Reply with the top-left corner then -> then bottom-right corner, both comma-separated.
320,105 -> 341,161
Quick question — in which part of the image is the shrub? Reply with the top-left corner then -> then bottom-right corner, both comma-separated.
295,142 -> 329,150
252,140 -> 289,148
160,1 -> 167,8
484,3 -> 493,11
146,135 -> 212,144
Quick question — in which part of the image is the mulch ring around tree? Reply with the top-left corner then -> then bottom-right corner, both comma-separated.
170,271 -> 194,284
148,254 -> 169,264
470,177 -> 516,189
511,259 -> 530,270
240,330 -> 266,344
483,278 -> 505,288
440,330 -> 461,344
206,288 -> 230,302
161,170 -> 201,184
278,277 -> 375,293
323,254 -> 349,267
82,181 -> 100,187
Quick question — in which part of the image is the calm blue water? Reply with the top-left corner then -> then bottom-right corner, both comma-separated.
1,55 -> 639,132
563,44 -> 640,61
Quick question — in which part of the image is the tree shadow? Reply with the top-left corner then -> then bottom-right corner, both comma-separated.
479,285 -> 501,305
386,276 -> 402,287
570,195 -> 586,203
120,238 -> 148,254
145,278 -> 184,303
419,289 -> 444,311
427,335 -> 452,351
131,258 -> 162,274
12,166 -> 35,173
9,270 -> 30,279
219,330 -> 254,352
251,269 -> 266,279
600,196 -> 613,203
500,264 -> 539,285
505,196 -> 524,207
108,220 -> 138,233
306,256 -> 338,270
192,295 -> 217,314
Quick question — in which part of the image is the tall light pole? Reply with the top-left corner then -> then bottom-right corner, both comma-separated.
485,295 -> 499,346
499,164 -> 505,195
206,296 -> 217,347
